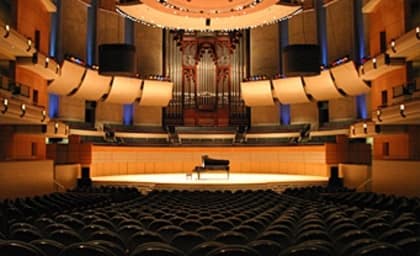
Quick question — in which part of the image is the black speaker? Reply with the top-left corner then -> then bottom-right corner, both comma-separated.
78,166 -> 92,188
81,166 -> 90,179
98,44 -> 136,76
282,44 -> 321,76
206,18 -> 211,26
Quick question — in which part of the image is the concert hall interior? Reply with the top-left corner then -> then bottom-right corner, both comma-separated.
0,0 -> 420,255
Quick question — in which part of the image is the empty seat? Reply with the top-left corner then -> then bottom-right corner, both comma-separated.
87,230 -> 126,249
197,225 -> 222,240
156,225 -> 184,242
0,240 -> 46,256
189,241 -> 224,256
214,231 -> 249,245
249,239 -> 285,256
30,239 -> 64,256
395,236 -> 420,256
58,242 -> 116,256
206,245 -> 260,256
128,231 -> 164,251
170,231 -> 206,254
10,228 -> 43,242
130,242 -> 184,256
379,228 -> 414,244
88,240 -> 126,256
351,242 -> 402,256
179,220 -> 203,231
278,243 -> 333,256
48,229 -> 83,246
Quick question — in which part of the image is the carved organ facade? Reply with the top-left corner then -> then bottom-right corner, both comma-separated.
164,30 -> 249,127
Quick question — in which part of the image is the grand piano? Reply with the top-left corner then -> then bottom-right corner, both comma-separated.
193,155 -> 230,180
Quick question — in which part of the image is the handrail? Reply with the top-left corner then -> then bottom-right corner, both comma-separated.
54,180 -> 66,192
356,178 -> 372,191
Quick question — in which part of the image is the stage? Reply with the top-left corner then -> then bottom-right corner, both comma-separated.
92,173 -> 328,192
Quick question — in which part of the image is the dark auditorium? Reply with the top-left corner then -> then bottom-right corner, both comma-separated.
0,0 -> 420,255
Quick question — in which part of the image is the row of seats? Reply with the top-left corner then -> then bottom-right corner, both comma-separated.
1,187 -> 420,255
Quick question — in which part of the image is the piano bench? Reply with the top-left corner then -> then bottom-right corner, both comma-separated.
193,166 -> 230,180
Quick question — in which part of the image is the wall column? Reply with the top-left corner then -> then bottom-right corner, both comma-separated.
354,0 -> 368,119
315,0 -> 328,66
86,0 -> 97,66
279,19 -> 290,125
123,18 -> 135,125
48,0 -> 61,118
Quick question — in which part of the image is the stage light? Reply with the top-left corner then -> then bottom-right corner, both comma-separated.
376,108 -> 382,122
390,40 -> 396,53
45,57 -> 50,68
55,64 -> 60,74
416,26 -> 420,40
1,98 -> 8,114
41,109 -> 47,122
372,58 -> 377,69
26,39 -> 32,52
351,125 -> 355,135
363,122 -> 368,134
20,103 -> 26,117
400,104 -> 406,118
4,24 -> 10,38
54,122 -> 59,133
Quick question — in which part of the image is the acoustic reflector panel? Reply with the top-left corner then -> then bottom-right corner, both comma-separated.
72,69 -> 112,101
139,80 -> 173,106
48,60 -> 86,95
105,76 -> 142,104
330,61 -> 370,96
272,77 -> 310,104
240,80 -> 274,107
304,70 -> 342,100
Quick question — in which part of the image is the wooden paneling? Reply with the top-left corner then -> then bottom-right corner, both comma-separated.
329,97 -> 356,123
134,106 -> 162,126
96,8 -> 124,64
15,65 -> 48,108
135,23 -> 163,76
54,164 -> 80,190
17,0 -> 51,54
250,23 -> 279,76
89,145 -> 328,177
251,106 -> 280,126
372,160 -> 420,196
0,160 -> 54,199
61,0 -> 88,60
290,102 -> 319,129
374,134 -> 410,160
339,164 -> 371,191
370,67 -> 406,110
288,10 -> 317,45
96,102 -> 123,124
367,0 -> 405,56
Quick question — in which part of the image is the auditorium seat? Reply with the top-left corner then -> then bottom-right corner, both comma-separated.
248,239 -> 285,256
206,244 -> 260,256
129,242 -> 184,256
189,241 -> 224,256
378,228 -> 414,244
196,225 -> 222,240
278,243 -> 333,256
88,240 -> 127,256
10,228 -> 43,242
87,230 -> 126,249
0,240 -> 46,256
214,231 -> 249,245
351,242 -> 403,256
395,236 -> 420,256
48,229 -> 83,246
127,231 -> 164,251
232,225 -> 259,241
170,231 -> 206,254
156,225 -> 184,242
58,242 -> 116,256
30,239 -> 65,256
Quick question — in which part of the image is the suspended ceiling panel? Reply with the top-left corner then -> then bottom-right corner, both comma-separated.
72,69 -> 112,101
304,70 -> 342,100
48,60 -> 86,95
105,76 -> 142,104
240,80 -> 274,107
139,80 -> 173,106
330,61 -> 370,96
272,77 -> 310,104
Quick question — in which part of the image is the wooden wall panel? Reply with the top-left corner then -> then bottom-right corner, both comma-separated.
366,0 -> 405,56
339,164 -> 370,191
58,96 -> 85,121
329,97 -> 357,122
133,106 -> 162,126
0,160 -> 54,199
374,134 -> 410,160
17,0 -> 51,54
61,0 -> 88,60
54,164 -> 80,191
325,0 -> 355,63
290,102 -> 319,129
135,24 -> 163,76
372,160 -> 420,196
370,67 -> 406,110
89,145 -> 329,177
251,106 -> 280,126
11,133 -> 46,160
288,10 -> 317,45
96,102 -> 123,124
250,23 -> 280,76
15,64 -> 48,108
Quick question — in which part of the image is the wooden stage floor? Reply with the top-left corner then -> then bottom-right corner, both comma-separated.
92,173 -> 328,192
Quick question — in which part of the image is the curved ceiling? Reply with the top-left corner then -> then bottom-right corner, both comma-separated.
117,0 -> 302,31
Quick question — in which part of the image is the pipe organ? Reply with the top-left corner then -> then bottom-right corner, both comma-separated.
164,31 -> 249,127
